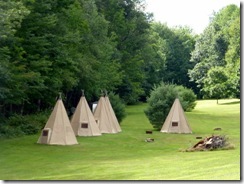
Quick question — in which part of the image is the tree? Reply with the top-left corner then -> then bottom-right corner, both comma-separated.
224,8 -> 240,98
96,0 -> 151,104
189,5 -> 240,99
10,0 -> 123,113
0,0 -> 30,39
0,0 -> 31,115
140,23 -> 197,100
164,26 -> 196,88
108,92 -> 126,123
59,0 -> 122,105
188,24 -> 225,92
140,23 -> 167,100
203,67 -> 228,104
148,23 -> 197,89
14,0 -> 79,113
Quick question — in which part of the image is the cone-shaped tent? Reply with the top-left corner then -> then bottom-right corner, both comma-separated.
104,94 -> 121,132
93,96 -> 119,134
160,98 -> 192,133
37,96 -> 78,145
71,94 -> 101,136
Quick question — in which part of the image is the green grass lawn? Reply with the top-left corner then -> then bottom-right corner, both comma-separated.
0,99 -> 240,180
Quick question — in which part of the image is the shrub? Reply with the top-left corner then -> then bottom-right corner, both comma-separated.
175,85 -> 197,111
0,111 -> 50,139
0,124 -> 25,138
144,83 -> 177,130
108,92 -> 126,123
144,82 -> 196,130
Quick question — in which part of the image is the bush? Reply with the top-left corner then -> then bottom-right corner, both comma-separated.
175,85 -> 197,111
0,124 -> 25,138
144,83 -> 196,130
0,111 -> 50,139
108,92 -> 127,123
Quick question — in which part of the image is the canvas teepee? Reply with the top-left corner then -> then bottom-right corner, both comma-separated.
104,93 -> 121,132
70,92 -> 101,136
37,95 -> 78,145
93,94 -> 120,134
160,98 -> 192,134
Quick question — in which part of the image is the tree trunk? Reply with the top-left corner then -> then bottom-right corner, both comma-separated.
38,99 -> 41,112
10,104 -> 12,114
21,101 -> 24,115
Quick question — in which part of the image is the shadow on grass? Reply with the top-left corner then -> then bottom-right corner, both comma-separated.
219,101 -> 240,105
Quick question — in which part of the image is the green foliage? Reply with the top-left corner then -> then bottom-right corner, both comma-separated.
140,23 -> 167,100
140,23 -> 197,101
15,0 -> 81,109
96,0 -> 151,104
224,7 -> 240,98
0,0 -> 125,115
0,0 -> 30,38
144,83 -> 196,130
0,111 -> 49,138
175,85 -> 197,111
0,124 -> 24,138
0,0 -> 199,119
152,24 -> 196,86
108,92 -> 126,123
144,83 -> 177,130
4,0 -> 239,125
203,67 -> 229,101
189,5 -> 240,99
0,0 -> 31,113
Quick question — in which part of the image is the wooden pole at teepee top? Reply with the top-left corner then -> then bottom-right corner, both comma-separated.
58,92 -> 62,100
100,90 -> 105,97
81,89 -> 85,96
104,90 -> 108,97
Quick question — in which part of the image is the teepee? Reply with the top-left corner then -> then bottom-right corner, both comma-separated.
70,92 -> 101,136
37,94 -> 78,145
93,94 -> 120,134
104,93 -> 121,132
160,98 -> 192,134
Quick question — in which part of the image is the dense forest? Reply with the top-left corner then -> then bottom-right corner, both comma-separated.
0,0 -> 240,117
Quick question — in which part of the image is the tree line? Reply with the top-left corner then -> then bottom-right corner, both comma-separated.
0,0 -> 240,117
189,4 -> 240,103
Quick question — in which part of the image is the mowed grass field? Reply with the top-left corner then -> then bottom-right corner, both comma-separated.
0,99 -> 240,180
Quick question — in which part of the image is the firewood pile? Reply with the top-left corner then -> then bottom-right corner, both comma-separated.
187,135 -> 229,151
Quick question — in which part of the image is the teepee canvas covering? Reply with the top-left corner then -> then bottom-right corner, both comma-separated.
71,95 -> 101,136
37,98 -> 78,145
93,96 -> 120,134
160,98 -> 192,134
105,95 -> 121,132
